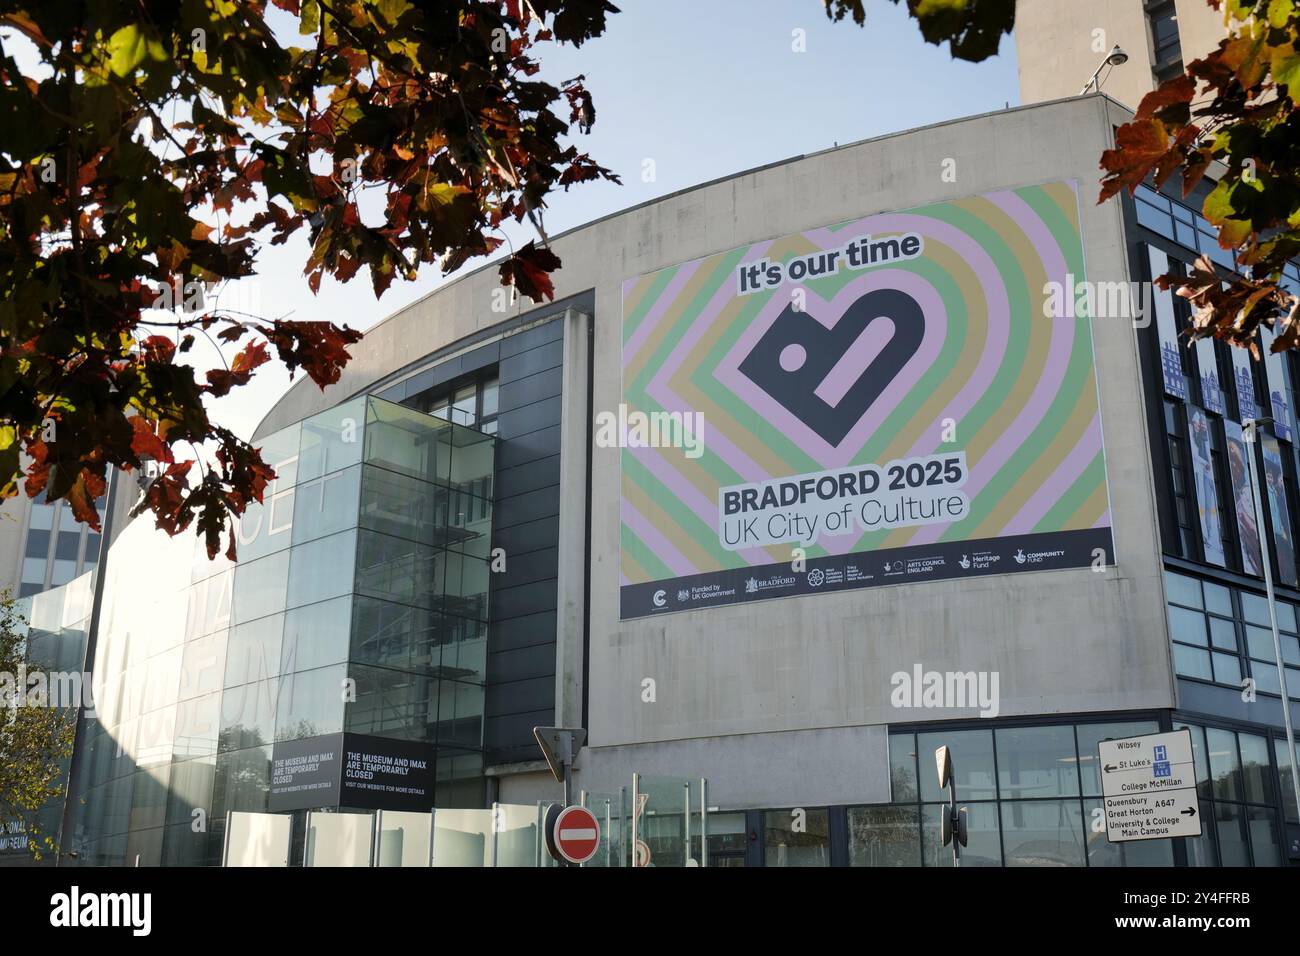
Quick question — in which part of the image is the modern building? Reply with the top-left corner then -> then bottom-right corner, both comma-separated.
8,81 -> 1300,866
1015,0 -> 1226,109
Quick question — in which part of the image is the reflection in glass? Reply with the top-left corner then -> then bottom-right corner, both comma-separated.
274,664 -> 348,741
922,802 -> 1000,866
763,808 -> 829,867
918,729 -> 995,802
847,805 -> 919,866
1000,799 -> 1084,866
996,726 -> 1080,799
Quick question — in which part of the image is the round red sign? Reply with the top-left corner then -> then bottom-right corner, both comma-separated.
552,805 -> 601,865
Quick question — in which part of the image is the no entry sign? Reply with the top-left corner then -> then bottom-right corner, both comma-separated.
547,805 -> 601,865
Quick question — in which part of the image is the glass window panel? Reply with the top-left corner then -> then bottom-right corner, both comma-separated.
764,808 -> 829,867
173,693 -> 221,759
452,385 -> 476,425
1246,808 -> 1281,866
179,629 -> 227,701
1250,661 -> 1281,695
275,663 -> 347,741
1136,198 -> 1174,236
995,725 -> 1080,798
448,436 -> 495,488
365,397 -> 449,482
917,729 -> 996,802
1082,798 -> 1176,867
346,663 -> 438,743
1246,625 -> 1276,660
224,614 -> 284,688
922,802 -> 1001,866
1212,652 -> 1242,685
50,559 -> 76,586
1241,592 -> 1271,626
1077,721 -> 1162,797
1203,583 -> 1229,621
847,805 -> 920,866
359,465 -> 441,546
355,530 -> 440,610
298,398 -> 365,483
888,733 -> 918,802
1275,602 -> 1297,632
442,551 -> 490,622
1208,616 -> 1237,651
287,529 -> 357,609
291,463 -> 361,546
1206,728 -> 1242,801
1168,606 -> 1207,646
164,755 -> 217,830
1176,723 -> 1213,800
29,502 -> 55,530
1173,643 -> 1212,679
55,530 -> 81,561
218,678 -> 279,751
1183,800 -> 1219,866
350,596 -> 432,673
1282,634 -> 1300,666
1239,733 -> 1273,804
1213,803 -> 1250,866
211,745 -> 272,819
21,557 -> 46,586
230,550 -> 290,626
480,378 -> 498,418
24,529 -> 49,558
185,570 -> 232,642
280,595 -> 352,674
435,677 -> 483,749
1276,738 -> 1299,823
1000,799 -> 1085,867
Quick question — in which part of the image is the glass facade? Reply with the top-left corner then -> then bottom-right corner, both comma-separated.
856,720 -> 1174,867
58,396 -> 494,865
0,574 -> 94,864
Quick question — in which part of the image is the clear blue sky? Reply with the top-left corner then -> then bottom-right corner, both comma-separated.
198,2 -> 1022,438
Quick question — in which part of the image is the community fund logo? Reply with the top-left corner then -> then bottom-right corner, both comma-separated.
890,664 -> 1000,717
49,887 -> 151,936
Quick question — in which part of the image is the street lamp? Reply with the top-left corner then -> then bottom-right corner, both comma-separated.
1241,416 -> 1300,823
1079,45 -> 1130,95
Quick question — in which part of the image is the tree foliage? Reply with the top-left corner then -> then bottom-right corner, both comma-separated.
0,0 -> 618,558
0,593 -> 76,861
1099,0 -> 1300,358
822,0 -> 1014,62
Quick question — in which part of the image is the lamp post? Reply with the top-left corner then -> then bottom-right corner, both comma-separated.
1242,417 -> 1300,822
1079,45 -> 1129,95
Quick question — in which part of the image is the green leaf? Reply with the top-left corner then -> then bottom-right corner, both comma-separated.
107,24 -> 168,77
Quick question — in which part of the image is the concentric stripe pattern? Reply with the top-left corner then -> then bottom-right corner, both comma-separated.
619,181 -> 1111,584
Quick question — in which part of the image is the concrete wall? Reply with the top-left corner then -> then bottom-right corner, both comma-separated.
253,95 -> 1175,809
1015,0 -> 1226,110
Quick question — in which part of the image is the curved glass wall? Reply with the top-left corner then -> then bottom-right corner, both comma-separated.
58,396 -> 494,865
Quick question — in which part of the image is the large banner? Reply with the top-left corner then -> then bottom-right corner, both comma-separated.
618,181 -> 1114,619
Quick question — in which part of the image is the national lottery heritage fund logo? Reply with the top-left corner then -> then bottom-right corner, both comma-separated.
618,182 -> 1115,619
